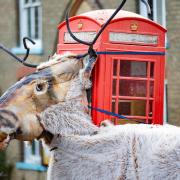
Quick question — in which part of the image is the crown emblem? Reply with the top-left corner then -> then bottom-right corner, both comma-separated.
130,23 -> 138,31
78,21 -> 83,30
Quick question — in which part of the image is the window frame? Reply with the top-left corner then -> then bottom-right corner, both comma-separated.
12,0 -> 43,54
16,140 -> 50,171
23,140 -> 42,165
139,0 -> 166,27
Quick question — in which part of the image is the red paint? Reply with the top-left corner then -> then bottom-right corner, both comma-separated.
57,10 -> 166,125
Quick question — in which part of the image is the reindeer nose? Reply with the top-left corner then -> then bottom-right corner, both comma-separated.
0,109 -> 19,132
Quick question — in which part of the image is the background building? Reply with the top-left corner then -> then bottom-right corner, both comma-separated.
0,0 -> 179,180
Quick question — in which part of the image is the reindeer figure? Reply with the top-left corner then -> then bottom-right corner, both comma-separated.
0,1 -> 179,179
0,52 -> 179,180
0,0 -> 151,148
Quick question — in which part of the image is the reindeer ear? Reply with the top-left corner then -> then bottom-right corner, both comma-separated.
34,80 -> 49,95
79,54 -> 97,89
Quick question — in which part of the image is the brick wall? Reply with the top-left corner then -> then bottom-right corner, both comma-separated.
0,0 -> 19,92
101,0 -> 137,12
166,0 -> 180,126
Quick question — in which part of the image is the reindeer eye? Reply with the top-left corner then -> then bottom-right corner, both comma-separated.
36,84 -> 44,91
34,81 -> 48,95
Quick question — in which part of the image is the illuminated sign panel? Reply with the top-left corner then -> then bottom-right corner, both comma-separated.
109,32 -> 158,45
64,32 -> 97,43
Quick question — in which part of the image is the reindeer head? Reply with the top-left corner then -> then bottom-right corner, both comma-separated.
0,53 -> 90,148
0,0 -> 151,149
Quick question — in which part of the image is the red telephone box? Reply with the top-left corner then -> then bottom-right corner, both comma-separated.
57,10 -> 166,125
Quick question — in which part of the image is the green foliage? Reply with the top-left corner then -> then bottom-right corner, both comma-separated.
0,151 -> 12,180
0,151 -> 7,172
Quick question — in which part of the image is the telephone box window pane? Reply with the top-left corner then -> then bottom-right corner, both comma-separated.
120,60 -> 147,77
113,60 -> 118,76
118,100 -> 146,116
113,79 -> 117,95
150,81 -> 154,97
119,80 -> 147,97
111,99 -> 116,113
148,119 -> 152,124
118,101 -> 131,115
150,62 -> 154,78
149,101 -> 153,117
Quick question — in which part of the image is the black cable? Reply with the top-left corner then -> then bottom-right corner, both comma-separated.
0,44 -> 37,68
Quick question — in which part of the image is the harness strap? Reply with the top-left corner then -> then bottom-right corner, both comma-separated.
87,105 -> 146,124
76,50 -> 165,59
96,51 -> 165,56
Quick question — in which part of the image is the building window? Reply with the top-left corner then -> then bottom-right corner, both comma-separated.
12,0 -> 42,54
23,140 -> 41,164
23,140 -> 50,167
20,0 -> 42,47
23,140 -> 50,166
16,140 -> 50,171
139,0 -> 166,27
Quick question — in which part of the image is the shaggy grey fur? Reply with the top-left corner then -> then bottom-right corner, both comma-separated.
40,101 -> 180,180
41,100 -> 98,136
39,54 -> 180,180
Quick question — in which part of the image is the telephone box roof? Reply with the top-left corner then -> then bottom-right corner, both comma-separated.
81,10 -> 144,24
82,10 -> 166,31
59,9 -> 166,32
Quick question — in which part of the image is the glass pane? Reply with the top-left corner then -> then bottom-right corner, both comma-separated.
119,80 -> 147,97
111,99 -> 116,113
120,60 -> 147,77
35,6 -> 39,39
25,0 -> 29,4
150,62 -> 154,78
148,119 -> 152,124
118,101 -> 131,115
27,7 -> 32,37
32,141 -> 36,155
112,79 -> 117,95
149,101 -> 153,117
113,60 -> 118,76
118,100 -> 146,116
150,81 -> 154,97
156,0 -> 164,26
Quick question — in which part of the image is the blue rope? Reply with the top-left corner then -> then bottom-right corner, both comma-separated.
96,51 -> 165,56
76,50 -> 165,59
88,105 -> 146,124
88,105 -> 127,119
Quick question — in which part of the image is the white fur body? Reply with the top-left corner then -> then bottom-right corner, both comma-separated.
38,57 -> 180,180
40,101 -> 180,180
1,52 -> 179,179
